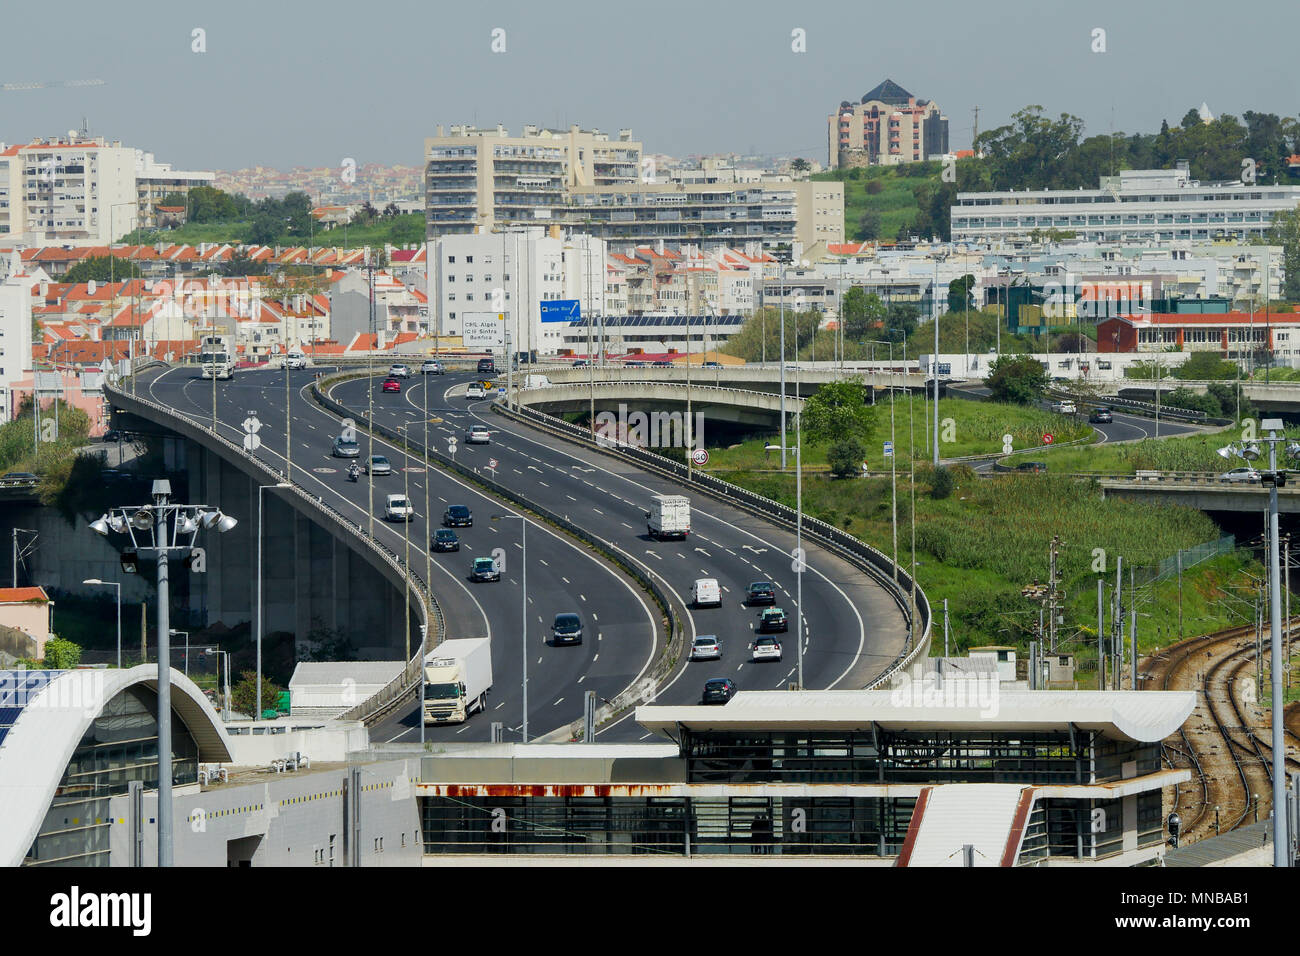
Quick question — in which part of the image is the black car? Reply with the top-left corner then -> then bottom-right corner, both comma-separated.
651,360 -> 673,368
1014,461 -> 1049,474
477,358 -> 496,374
102,429 -> 123,443
701,678 -> 737,705
431,529 -> 460,552
443,504 -> 473,527
1089,408 -> 1113,424
552,612 -> 583,646
746,581 -> 776,605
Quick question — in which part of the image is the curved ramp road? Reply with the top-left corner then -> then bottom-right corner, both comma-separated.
138,365 -> 659,744
328,369 -> 909,739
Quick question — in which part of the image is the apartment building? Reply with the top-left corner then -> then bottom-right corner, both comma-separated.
0,147 -> 21,238
829,79 -> 949,169
134,150 -> 215,229
425,125 -> 839,252
424,124 -> 642,235
0,270 -> 36,421
426,228 -> 604,356
17,136 -> 138,244
952,165 -> 1300,245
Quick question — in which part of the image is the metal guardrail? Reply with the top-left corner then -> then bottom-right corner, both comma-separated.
106,372 -> 442,726
489,400 -> 931,689
310,371 -> 687,738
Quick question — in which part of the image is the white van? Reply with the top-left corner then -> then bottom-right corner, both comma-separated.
692,577 -> 721,608
524,373 -> 552,389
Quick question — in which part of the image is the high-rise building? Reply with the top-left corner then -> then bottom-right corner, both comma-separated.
16,135 -> 138,244
828,79 -> 949,169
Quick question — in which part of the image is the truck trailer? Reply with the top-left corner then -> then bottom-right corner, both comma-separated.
422,638 -> 493,724
645,494 -> 690,540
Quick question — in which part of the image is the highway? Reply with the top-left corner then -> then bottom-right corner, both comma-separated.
135,363 -> 909,743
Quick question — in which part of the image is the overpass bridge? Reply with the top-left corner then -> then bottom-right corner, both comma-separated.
1099,473 -> 1300,512
1095,379 -> 1300,417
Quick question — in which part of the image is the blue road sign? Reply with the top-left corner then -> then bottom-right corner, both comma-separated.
540,300 -> 581,323
883,441 -> 894,458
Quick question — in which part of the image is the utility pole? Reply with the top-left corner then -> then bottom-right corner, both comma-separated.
1048,535 -> 1061,653
1097,578 -> 1106,690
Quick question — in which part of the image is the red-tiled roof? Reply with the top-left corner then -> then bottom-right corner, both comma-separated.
0,587 -> 49,603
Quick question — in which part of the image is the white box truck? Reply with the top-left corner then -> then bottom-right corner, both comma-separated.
422,637 -> 493,725
524,373 -> 552,389
199,335 -> 235,381
645,494 -> 690,540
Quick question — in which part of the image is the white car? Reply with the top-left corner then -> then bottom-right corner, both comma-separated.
1220,467 -> 1261,483
284,352 -> 308,370
465,384 -> 486,400
750,636 -> 783,663
388,364 -> 411,379
689,635 -> 722,661
691,577 -> 721,608
465,425 -> 491,444
384,494 -> 415,522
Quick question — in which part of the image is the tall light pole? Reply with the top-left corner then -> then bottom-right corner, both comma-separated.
257,481 -> 292,718
491,513 -> 528,741
932,250 -> 947,468
866,338 -> 900,582
1219,421 -> 1299,866
170,629 -> 189,677
765,410 -> 804,688
87,481 -> 238,867
83,578 -> 121,668
779,267 -> 787,469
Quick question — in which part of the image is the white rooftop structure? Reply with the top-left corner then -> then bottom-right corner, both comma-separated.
636,689 -> 1195,742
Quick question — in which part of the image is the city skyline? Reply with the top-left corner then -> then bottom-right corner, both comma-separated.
3,0 -> 1297,172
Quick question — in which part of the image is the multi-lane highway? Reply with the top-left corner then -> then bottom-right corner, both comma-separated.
135,363 -> 910,743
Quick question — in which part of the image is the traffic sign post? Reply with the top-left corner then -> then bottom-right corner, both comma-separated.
447,436 -> 458,462
488,457 -> 498,479
690,448 -> 709,467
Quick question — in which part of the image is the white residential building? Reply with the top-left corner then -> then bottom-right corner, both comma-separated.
427,228 -> 606,356
0,270 -> 36,421
952,164 -> 1300,245
0,146 -> 22,240
134,150 -> 215,229
17,136 -> 138,244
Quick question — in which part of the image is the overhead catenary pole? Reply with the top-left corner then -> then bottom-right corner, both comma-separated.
154,496 -> 173,867
1097,578 -> 1105,690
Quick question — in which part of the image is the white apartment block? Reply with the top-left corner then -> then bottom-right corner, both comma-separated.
0,271 -> 36,421
0,147 -> 21,239
425,124 -> 642,235
18,136 -> 138,244
134,150 -> 214,229
428,228 -> 605,356
952,165 -> 1300,245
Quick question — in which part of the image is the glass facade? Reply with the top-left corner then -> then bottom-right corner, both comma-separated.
24,686 -> 200,867
420,794 -> 915,857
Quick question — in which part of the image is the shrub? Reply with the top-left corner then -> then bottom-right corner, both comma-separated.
827,439 -> 866,477
930,465 -> 955,499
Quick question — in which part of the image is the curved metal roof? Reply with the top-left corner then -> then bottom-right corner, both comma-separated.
0,665 -> 232,866
636,689 -> 1196,743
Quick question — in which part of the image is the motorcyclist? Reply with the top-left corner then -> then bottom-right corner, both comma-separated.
347,461 -> 360,481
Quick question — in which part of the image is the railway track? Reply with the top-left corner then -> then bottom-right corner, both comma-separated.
1142,621 -> 1300,843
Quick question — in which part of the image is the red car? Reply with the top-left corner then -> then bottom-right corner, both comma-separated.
382,378 -> 400,393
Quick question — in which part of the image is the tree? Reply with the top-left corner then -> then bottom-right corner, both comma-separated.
856,209 -> 882,240
790,158 -> 811,173
231,669 -> 287,718
186,185 -> 245,223
42,637 -> 81,669
802,380 -> 874,445
1269,207 -> 1300,302
827,438 -> 865,477
948,274 -> 975,312
1174,351 -> 1239,381
985,354 -> 1049,405
840,288 -> 886,341
63,256 -> 143,283
929,465 -> 955,499
248,213 -> 283,246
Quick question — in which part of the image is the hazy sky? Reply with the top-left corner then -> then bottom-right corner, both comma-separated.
2,0 -> 1296,172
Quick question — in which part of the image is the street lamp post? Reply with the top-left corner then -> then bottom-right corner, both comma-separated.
87,481 -> 238,867
257,482 -> 292,718
1219,420 -> 1299,867
491,513 -> 528,741
765,411 -> 804,688
83,578 -> 122,668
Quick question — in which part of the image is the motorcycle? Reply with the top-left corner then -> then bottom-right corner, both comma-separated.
347,464 -> 360,482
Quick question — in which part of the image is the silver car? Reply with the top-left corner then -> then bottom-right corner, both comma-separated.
421,360 -> 444,375
1220,467 -> 1261,483
689,635 -> 722,661
465,425 -> 491,444
388,364 -> 411,379
364,455 -> 393,476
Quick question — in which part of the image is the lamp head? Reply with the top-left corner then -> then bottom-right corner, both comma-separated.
1240,443 -> 1262,462
215,514 -> 238,533
130,508 -> 153,531
88,516 -> 110,537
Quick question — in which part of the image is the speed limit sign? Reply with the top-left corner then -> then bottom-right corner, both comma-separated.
691,448 -> 709,466
488,457 -> 499,469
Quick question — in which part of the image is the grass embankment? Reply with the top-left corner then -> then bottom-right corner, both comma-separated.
712,463 -> 1256,675
815,165 -> 933,241
702,396 -> 1092,471
1026,423 -> 1295,475
119,213 -> 425,250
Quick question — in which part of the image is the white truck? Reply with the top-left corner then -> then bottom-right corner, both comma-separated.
524,373 -> 552,389
645,494 -> 690,540
199,335 -> 235,381
422,638 -> 493,725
